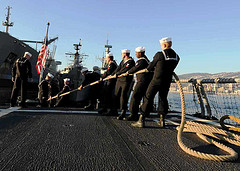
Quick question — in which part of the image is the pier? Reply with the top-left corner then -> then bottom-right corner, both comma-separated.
0,107 -> 239,170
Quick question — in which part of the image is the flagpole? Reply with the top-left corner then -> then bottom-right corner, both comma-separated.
37,22 -> 50,100
39,22 -> 50,83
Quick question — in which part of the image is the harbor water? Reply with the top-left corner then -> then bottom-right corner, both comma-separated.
168,92 -> 240,125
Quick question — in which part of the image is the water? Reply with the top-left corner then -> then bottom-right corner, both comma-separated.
166,92 -> 240,125
168,92 -> 200,115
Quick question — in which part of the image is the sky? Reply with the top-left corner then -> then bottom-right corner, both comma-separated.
1,0 -> 240,75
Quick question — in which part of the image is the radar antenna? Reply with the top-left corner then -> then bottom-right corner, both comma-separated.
65,39 -> 88,67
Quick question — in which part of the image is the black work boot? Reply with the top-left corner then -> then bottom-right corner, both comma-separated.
98,108 -> 107,114
84,104 -> 94,110
123,113 -> 139,121
117,110 -> 126,120
102,109 -> 118,116
157,114 -> 165,128
84,100 -> 95,110
131,114 -> 145,128
20,102 -> 27,108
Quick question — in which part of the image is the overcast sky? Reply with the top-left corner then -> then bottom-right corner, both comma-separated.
1,0 -> 240,74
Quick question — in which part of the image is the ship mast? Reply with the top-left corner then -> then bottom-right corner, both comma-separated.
105,34 -> 112,55
73,39 -> 82,67
65,39 -> 88,67
103,34 -> 112,68
2,6 -> 14,34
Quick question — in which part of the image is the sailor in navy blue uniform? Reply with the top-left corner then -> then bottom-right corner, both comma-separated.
38,73 -> 54,107
78,67 -> 101,110
99,53 -> 118,114
106,49 -> 135,119
55,78 -> 71,107
119,47 -> 152,121
48,74 -> 60,107
132,37 -> 180,128
10,52 -> 33,107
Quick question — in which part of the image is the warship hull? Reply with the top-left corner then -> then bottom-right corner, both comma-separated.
0,31 -> 42,105
0,31 -> 39,82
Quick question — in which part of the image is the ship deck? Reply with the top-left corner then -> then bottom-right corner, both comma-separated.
0,107 -> 239,171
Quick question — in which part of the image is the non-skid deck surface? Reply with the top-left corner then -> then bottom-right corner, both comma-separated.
0,109 -> 239,171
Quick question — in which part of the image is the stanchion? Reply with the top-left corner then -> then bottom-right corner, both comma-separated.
174,72 -> 240,161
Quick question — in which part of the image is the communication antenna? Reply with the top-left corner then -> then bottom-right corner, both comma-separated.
96,35 -> 113,68
2,6 -> 14,34
65,39 -> 88,67
103,34 -> 112,67
105,34 -> 112,54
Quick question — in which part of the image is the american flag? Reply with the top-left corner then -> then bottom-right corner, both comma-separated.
36,44 -> 47,74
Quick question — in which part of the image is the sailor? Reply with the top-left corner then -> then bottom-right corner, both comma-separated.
105,49 -> 135,119
93,66 -> 101,75
55,78 -> 71,107
10,52 -> 33,108
38,73 -> 54,107
98,53 -> 118,114
119,47 -> 152,121
92,65 -> 104,105
48,73 -> 60,107
78,67 -> 101,110
132,37 -> 180,128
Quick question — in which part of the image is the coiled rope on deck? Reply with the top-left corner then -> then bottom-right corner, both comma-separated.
220,115 -> 240,133
173,72 -> 240,161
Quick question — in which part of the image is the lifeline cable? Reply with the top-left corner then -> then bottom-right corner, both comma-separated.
173,72 -> 240,161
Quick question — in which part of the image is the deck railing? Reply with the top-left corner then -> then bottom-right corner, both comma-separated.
167,78 -> 240,125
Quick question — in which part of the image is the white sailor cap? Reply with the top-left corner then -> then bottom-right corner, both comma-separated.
24,52 -> 32,57
159,37 -> 172,44
63,78 -> 70,82
135,46 -> 145,52
47,73 -> 54,78
81,67 -> 88,73
106,53 -> 113,57
121,49 -> 130,54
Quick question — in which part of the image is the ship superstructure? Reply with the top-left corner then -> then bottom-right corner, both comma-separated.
0,6 -> 60,82
59,40 -> 90,102
0,6 -> 60,104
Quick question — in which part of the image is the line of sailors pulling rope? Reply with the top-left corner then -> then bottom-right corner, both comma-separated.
10,37 -> 180,128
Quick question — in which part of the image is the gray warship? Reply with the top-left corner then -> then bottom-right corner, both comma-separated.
58,37 -> 113,104
59,40 -> 90,103
0,6 -> 60,104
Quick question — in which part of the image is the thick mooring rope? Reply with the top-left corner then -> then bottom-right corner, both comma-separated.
173,72 -> 240,161
220,115 -> 240,132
